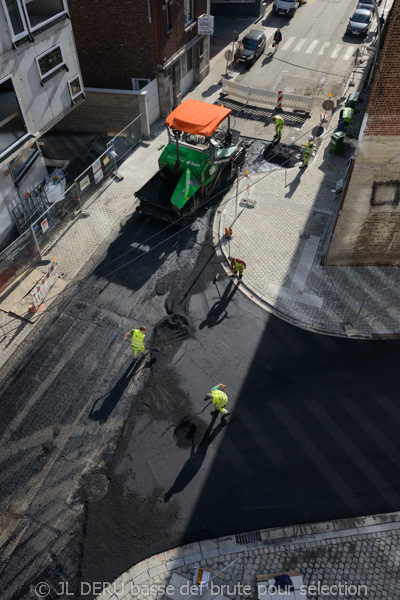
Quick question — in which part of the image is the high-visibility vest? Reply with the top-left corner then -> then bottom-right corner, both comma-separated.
232,258 -> 245,273
343,107 -> 354,124
130,329 -> 145,349
211,389 -> 228,409
304,142 -> 313,157
275,116 -> 284,127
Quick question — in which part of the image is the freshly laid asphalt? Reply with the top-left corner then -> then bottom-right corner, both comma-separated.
80,217 -> 400,590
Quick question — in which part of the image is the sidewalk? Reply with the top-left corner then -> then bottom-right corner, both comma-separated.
95,512 -> 400,600
0,17 -> 398,373
215,128 -> 400,338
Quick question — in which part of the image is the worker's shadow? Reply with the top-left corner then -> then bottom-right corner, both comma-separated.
88,360 -> 137,423
285,168 -> 305,199
164,412 -> 226,502
199,279 -> 238,329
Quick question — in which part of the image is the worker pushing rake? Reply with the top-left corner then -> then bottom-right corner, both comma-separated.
214,255 -> 247,283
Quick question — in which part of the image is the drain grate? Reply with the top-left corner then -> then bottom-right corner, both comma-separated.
235,531 -> 261,544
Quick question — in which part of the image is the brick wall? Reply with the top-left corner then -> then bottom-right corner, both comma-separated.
158,0 -> 207,61
55,91 -> 140,134
68,0 -> 158,89
326,136 -> 400,266
68,0 -> 207,91
365,0 -> 400,136
327,0 -> 400,266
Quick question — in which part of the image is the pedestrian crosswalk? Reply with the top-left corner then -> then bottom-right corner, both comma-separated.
264,27 -> 372,62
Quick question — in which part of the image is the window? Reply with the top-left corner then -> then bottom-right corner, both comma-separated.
132,78 -> 150,92
180,49 -> 192,78
183,0 -> 193,26
8,142 -> 40,184
1,0 -> 28,42
0,76 -> 30,159
68,74 -> 84,100
36,44 -> 65,80
1,0 -> 67,43
24,0 -> 66,33
165,0 -> 172,33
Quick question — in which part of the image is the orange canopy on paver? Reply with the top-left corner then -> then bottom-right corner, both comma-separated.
165,99 -> 232,136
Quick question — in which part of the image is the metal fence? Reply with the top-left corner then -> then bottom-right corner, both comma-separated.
15,116 -> 141,253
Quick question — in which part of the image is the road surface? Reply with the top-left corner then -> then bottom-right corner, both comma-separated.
1,205 -> 400,599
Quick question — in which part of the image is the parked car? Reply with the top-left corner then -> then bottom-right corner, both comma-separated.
235,30 -> 266,67
347,8 -> 372,36
273,0 -> 300,17
357,0 -> 381,11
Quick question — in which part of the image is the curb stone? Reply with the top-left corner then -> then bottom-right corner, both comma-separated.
95,511 -> 400,600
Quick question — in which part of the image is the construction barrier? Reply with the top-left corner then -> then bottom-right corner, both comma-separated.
221,80 -> 313,116
277,90 -> 283,109
30,258 -> 60,312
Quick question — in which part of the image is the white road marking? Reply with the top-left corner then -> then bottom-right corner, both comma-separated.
281,36 -> 295,51
343,46 -> 354,61
330,43 -> 343,59
318,42 -> 331,56
264,27 -> 277,40
305,40 -> 319,54
293,38 -> 307,52
292,236 -> 320,292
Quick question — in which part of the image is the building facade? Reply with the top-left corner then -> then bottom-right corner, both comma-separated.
0,0 -> 84,249
326,0 -> 400,266
61,0 -> 210,134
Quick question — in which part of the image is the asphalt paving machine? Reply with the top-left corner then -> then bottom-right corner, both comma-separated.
135,99 -> 246,223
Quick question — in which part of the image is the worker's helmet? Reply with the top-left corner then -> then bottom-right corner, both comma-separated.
308,136 -> 313,141
204,393 -> 213,401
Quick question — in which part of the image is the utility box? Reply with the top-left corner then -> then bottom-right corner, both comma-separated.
345,92 -> 360,109
330,131 -> 346,155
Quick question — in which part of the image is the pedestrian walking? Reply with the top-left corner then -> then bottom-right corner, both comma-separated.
273,115 -> 284,141
273,29 -> 282,53
375,15 -> 385,38
204,384 -> 230,417
300,136 -> 314,168
124,325 -> 148,359
228,255 -> 246,280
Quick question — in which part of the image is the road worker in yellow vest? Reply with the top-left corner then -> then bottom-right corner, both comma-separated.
273,115 -> 284,140
204,383 -> 230,417
228,255 -> 246,280
300,136 -> 314,168
124,325 -> 148,359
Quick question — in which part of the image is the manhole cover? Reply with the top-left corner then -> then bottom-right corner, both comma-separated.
322,99 -> 334,110
81,473 -> 109,501
312,125 -> 325,138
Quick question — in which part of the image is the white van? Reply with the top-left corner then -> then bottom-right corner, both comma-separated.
273,0 -> 300,17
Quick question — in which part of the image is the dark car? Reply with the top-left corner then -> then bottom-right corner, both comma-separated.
235,30 -> 266,67
357,0 -> 381,10
347,8 -> 372,36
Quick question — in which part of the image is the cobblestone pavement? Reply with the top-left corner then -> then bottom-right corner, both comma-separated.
218,128 -> 400,338
96,513 -> 400,600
